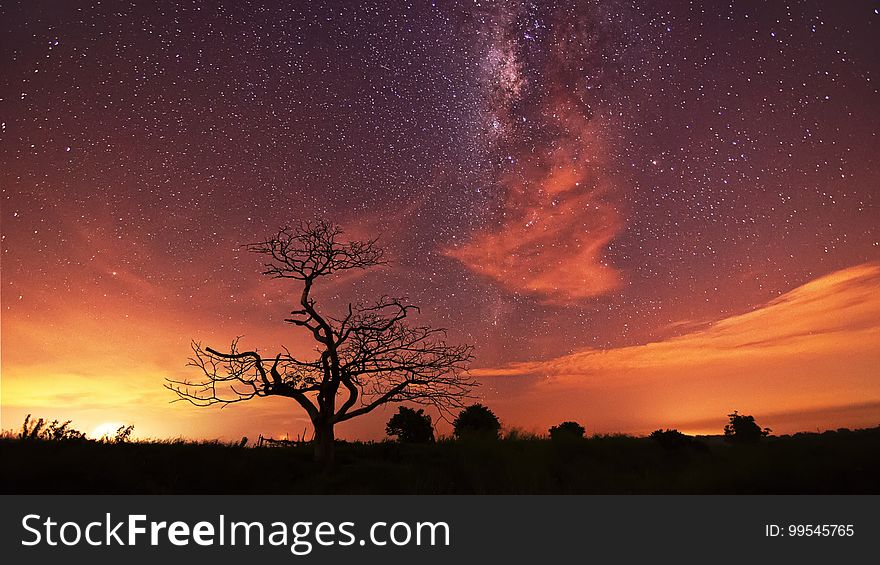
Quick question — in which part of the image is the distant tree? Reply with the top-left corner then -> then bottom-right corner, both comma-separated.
723,411 -> 771,443
453,404 -> 501,440
549,421 -> 586,441
166,221 -> 474,466
650,429 -> 693,450
385,407 -> 435,443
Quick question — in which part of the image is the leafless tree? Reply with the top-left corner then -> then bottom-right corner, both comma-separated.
166,221 -> 475,466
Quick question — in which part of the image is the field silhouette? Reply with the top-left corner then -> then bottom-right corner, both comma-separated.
3,425 -> 879,494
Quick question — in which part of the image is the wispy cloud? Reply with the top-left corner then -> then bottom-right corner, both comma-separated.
477,263 -> 880,377
475,263 -> 880,433
445,131 -> 623,303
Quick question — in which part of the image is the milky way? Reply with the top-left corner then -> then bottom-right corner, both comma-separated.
2,1 -> 879,439
448,0 -> 625,303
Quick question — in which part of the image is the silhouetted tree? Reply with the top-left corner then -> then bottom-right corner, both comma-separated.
453,404 -> 501,440
549,421 -> 586,441
723,411 -> 771,443
166,221 -> 474,466
385,406 -> 435,443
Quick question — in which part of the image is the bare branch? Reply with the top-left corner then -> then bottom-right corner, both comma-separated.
165,339 -> 322,420
245,220 -> 387,281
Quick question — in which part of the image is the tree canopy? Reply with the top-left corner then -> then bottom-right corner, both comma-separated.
453,404 -> 501,440
724,411 -> 771,443
386,406 -> 435,443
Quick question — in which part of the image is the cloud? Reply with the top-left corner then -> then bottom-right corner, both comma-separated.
473,263 -> 880,433
446,130 -> 623,303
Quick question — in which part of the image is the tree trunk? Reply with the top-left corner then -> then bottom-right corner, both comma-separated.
313,421 -> 335,468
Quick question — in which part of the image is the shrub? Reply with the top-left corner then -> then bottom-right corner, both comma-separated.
20,414 -> 45,440
453,404 -> 501,440
385,407 -> 435,443
112,425 -> 135,444
650,429 -> 693,450
20,414 -> 86,442
549,421 -> 586,441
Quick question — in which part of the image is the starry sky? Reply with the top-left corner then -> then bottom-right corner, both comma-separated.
2,0 -> 879,440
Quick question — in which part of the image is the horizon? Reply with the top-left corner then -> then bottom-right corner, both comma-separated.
5,402 -> 880,443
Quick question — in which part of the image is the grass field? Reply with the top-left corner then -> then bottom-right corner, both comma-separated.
3,426 -> 879,494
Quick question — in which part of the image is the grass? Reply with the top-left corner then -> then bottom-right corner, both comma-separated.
2,427 -> 879,494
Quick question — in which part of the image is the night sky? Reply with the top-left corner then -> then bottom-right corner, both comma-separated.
3,1 -> 879,440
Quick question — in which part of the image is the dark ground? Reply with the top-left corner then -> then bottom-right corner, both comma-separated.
3,427 -> 879,494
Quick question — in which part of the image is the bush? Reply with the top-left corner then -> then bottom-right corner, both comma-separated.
650,429 -> 693,450
111,425 -> 135,444
453,404 -> 501,440
20,415 -> 86,442
549,421 -> 586,441
385,407 -> 435,443
723,411 -> 770,443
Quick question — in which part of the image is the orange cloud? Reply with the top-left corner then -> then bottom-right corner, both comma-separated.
447,119 -> 623,303
474,263 -> 880,434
